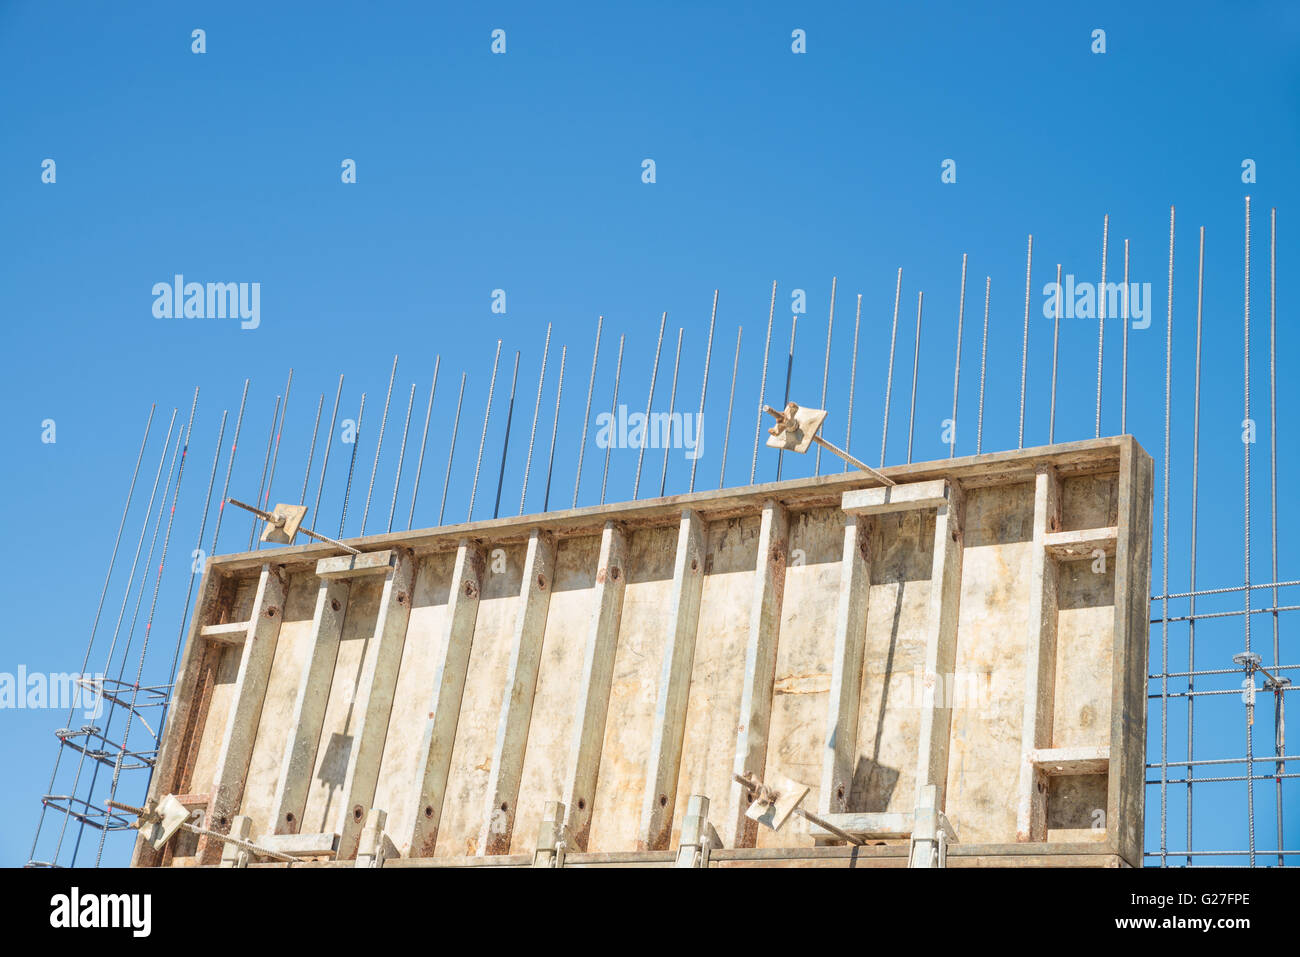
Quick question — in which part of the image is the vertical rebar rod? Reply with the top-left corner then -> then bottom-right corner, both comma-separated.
660,329 -> 683,497
361,356 -> 398,535
1049,265 -> 1062,445
299,394 -> 324,506
212,380 -> 248,553
1188,224 -> 1205,867
1270,207 -> 1283,866
520,326 -> 551,514
95,387 -> 198,866
720,326 -> 742,488
1019,235 -> 1033,449
690,290 -> 718,491
27,403 -> 156,864
574,317 -> 603,508
816,277 -> 836,475
338,393 -> 366,537
907,292 -> 923,464
634,313 -> 667,498
1161,205 -> 1175,866
262,368 -> 293,518
978,277 -> 991,454
601,338 -> 625,505
1097,214 -> 1108,438
752,281 -> 777,485
408,357 -> 440,530
776,316 -> 797,480
494,351 -> 521,519
950,255 -> 967,458
543,347 -> 566,512
1243,197 -> 1256,866
844,294 -> 862,470
249,394 -> 281,549
439,374 -> 467,525
387,382 -> 417,532
312,374 -> 343,528
469,341 -> 503,522
1122,241 -> 1131,434
882,268 -> 902,468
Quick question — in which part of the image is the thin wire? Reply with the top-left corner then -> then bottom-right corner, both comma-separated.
950,255 -> 967,457
881,268 -> 902,468
1019,235 -> 1033,449
845,294 -> 862,470
338,393 -> 366,537
720,326 -> 742,488
469,341 -> 503,521
635,313 -> 667,498
978,277 -> 991,454
361,355 -> 398,535
574,317 -> 603,508
543,347 -> 566,512
439,374 -> 467,525
690,290 -> 718,491
906,292 -> 922,464
1097,214 -> 1108,438
660,329 -> 683,497
520,326 -> 551,514
387,382 -> 416,533
312,374 -> 344,528
1188,225 -> 1205,867
408,357 -> 440,529
211,380 -> 248,553
752,281 -> 777,484
299,393 -> 324,506
816,277 -> 835,474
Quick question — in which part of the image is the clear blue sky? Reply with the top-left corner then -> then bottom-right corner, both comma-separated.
2,1 -> 1297,866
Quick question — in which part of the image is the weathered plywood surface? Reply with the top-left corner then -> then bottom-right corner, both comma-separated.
509,535 -> 599,853
141,437 -> 1152,868
371,552 -> 453,854
434,545 -> 522,857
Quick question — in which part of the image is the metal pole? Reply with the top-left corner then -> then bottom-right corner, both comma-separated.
816,278 -> 835,475
1270,207 -> 1284,866
439,374 -> 467,526
249,394 -> 281,549
845,294 -> 862,470
634,313 -> 667,499
776,316 -> 797,480
361,355 -> 397,535
752,281 -> 777,485
907,292 -> 923,464
1122,241 -> 1131,434
494,351 -> 521,519
1097,214 -> 1108,438
388,382 -> 417,532
1050,265 -> 1061,444
408,357 -> 440,529
520,327 -> 551,514
300,393 -> 324,506
1019,235 -> 1033,449
1243,197 -> 1256,866
1188,225 -> 1204,867
720,326 -> 742,488
574,317 -> 602,508
690,290 -> 718,492
660,329 -> 683,497
950,255 -> 967,457
212,379 -> 248,553
1160,205 -> 1174,866
543,347 -> 566,513
312,374 -> 344,529
469,341 -> 502,521
602,337 -> 625,505
881,268 -> 902,468
338,393 -> 366,537
978,277 -> 991,454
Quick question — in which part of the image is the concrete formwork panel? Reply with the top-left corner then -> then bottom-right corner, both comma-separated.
134,436 -> 1152,868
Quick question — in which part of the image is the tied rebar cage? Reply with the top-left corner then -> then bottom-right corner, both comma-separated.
26,200 -> 1293,867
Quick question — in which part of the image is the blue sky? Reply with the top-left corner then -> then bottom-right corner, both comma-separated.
2,1 -> 1297,866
